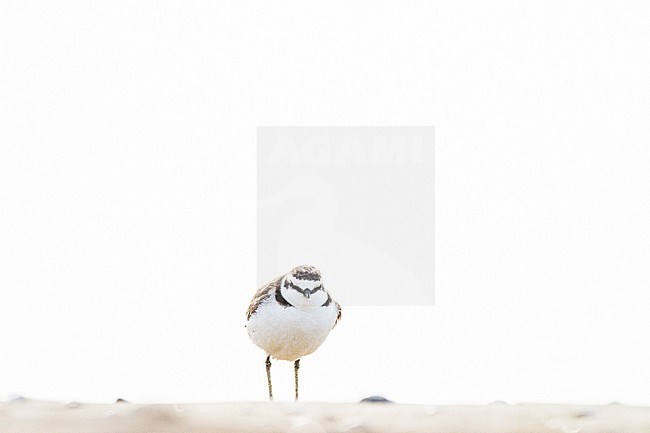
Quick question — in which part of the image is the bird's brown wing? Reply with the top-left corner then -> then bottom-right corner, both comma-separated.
333,301 -> 342,329
246,275 -> 283,321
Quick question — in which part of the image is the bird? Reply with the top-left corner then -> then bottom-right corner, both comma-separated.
246,265 -> 341,401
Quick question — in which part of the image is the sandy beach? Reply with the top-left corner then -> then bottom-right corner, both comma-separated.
1,398 -> 648,433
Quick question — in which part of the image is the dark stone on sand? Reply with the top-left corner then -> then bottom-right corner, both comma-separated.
360,395 -> 393,403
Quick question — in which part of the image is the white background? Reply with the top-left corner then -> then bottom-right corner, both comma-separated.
1,1 -> 648,405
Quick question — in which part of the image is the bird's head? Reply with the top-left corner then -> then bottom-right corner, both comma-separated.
280,265 -> 328,307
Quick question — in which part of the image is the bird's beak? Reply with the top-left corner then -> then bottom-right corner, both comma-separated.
304,291 -> 311,299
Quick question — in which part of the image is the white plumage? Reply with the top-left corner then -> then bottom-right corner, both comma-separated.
247,289 -> 339,361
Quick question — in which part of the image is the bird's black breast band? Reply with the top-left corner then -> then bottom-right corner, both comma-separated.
275,287 -> 294,307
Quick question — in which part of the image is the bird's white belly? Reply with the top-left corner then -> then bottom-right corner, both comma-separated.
247,301 -> 338,361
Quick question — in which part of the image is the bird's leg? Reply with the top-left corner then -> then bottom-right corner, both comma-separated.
265,355 -> 273,401
294,359 -> 300,401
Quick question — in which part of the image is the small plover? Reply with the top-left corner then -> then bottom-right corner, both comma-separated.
246,265 -> 341,400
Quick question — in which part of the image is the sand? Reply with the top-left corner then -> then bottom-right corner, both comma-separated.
1,398 -> 649,433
